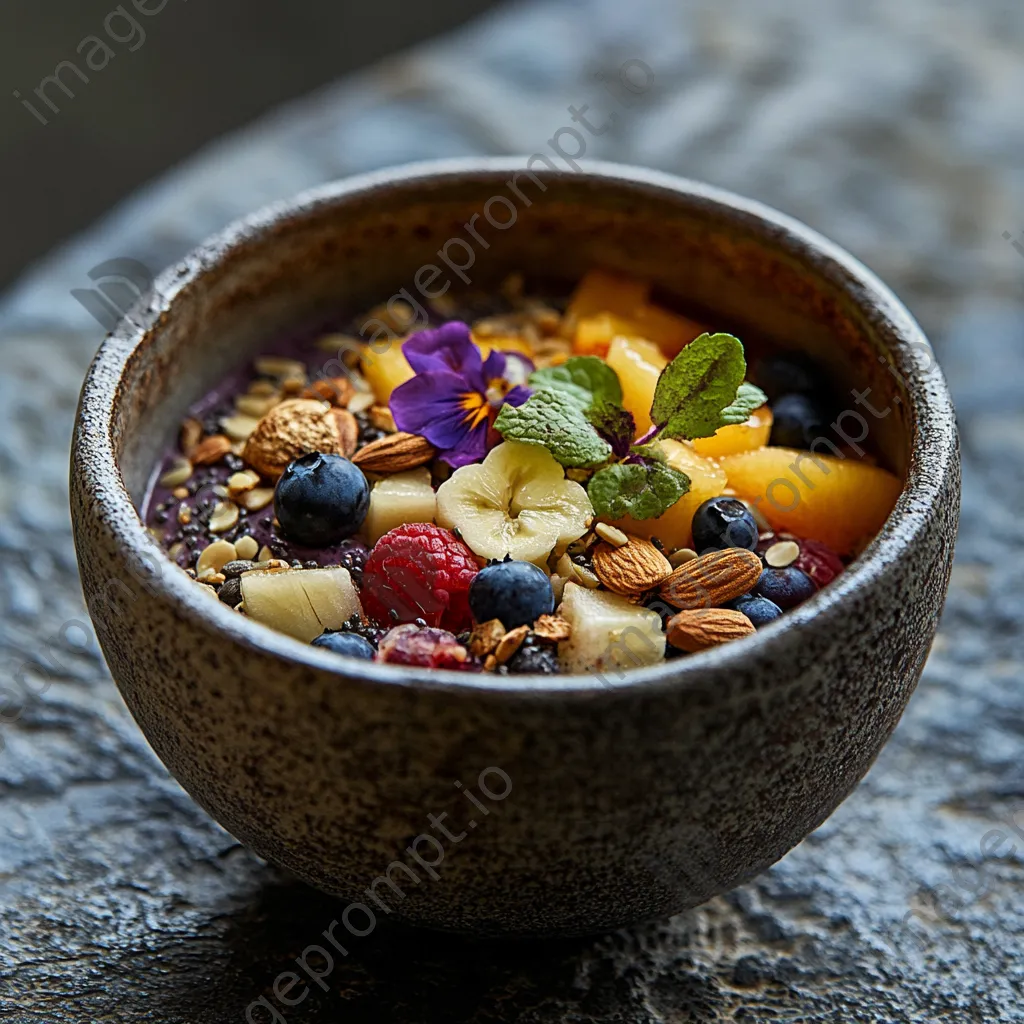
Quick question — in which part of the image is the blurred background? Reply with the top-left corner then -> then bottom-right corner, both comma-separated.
0,0 -> 499,290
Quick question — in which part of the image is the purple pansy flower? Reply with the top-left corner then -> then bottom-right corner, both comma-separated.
389,322 -> 533,467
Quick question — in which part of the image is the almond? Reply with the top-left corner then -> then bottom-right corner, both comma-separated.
190,434 -> 232,466
658,548 -> 763,610
351,432 -> 437,473
242,399 -> 348,479
666,608 -> 756,653
592,536 -> 672,595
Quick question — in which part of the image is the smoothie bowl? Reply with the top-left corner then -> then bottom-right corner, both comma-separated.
71,160 -> 959,936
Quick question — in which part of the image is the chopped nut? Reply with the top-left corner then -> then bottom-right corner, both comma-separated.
197,568 -> 227,584
303,376 -> 355,407
366,300 -> 417,333
172,486 -> 189,500
595,522 -> 629,548
168,541 -> 184,560
179,417 -> 203,457
177,504 -> 192,526
765,540 -> 800,568
468,619 -> 506,658
190,434 -> 232,466
570,563 -> 601,589
280,374 -> 308,395
532,614 -> 572,642
235,392 -> 281,418
331,408 -> 360,458
494,625 -> 529,664
196,538 -> 236,576
257,545 -> 274,562
221,413 -> 261,442
227,469 -> 261,496
238,487 -> 274,512
247,379 -> 279,397
234,535 -> 259,560
347,389 -> 376,414
159,456 -> 193,489
209,500 -> 240,533
369,404 -> 397,433
483,654 -> 499,673
669,547 -> 699,568
255,355 -> 307,380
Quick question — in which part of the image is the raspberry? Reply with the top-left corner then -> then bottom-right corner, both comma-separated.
362,524 -> 479,632
377,624 -> 474,670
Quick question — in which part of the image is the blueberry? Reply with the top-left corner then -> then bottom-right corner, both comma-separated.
469,557 -> 555,628
311,630 -> 376,659
691,497 -> 759,553
753,354 -> 820,400
769,393 -> 827,450
506,639 -> 561,675
274,453 -> 370,547
727,594 -> 783,628
752,567 -> 817,609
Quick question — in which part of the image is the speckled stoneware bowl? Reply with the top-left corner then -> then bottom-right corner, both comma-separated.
71,159 -> 959,937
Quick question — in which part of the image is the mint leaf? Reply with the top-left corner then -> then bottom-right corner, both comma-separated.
530,356 -> 622,410
588,400 -> 635,458
650,332 -> 747,441
629,441 -> 668,463
587,460 -> 690,520
494,390 -> 612,468
719,381 -> 768,426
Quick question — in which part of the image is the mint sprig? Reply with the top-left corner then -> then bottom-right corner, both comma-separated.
494,390 -> 612,468
720,381 -> 769,425
588,460 -> 691,520
529,356 -> 622,410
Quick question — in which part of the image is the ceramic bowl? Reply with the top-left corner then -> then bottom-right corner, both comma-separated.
71,159 -> 959,937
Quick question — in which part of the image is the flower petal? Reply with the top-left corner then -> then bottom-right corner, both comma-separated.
503,384 -> 533,408
402,322 -> 481,379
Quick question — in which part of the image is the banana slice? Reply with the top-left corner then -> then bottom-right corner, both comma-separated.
557,582 -> 665,675
435,441 -> 593,566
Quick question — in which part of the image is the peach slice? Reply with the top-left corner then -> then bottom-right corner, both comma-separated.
719,447 -> 902,556
691,405 -> 774,459
605,336 -> 668,436
565,269 -> 649,323
612,441 -> 728,550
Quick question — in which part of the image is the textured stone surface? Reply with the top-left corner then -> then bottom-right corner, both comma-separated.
1,0 -> 1023,1020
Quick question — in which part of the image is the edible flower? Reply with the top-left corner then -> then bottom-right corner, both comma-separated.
389,321 -> 533,467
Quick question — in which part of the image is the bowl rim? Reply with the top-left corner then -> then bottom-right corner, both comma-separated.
74,156 -> 958,698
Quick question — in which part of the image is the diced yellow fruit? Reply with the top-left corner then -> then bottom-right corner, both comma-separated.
605,335 -> 668,436
719,447 -> 902,555
692,405 -> 774,459
629,304 -> 704,357
364,467 -> 437,544
566,269 -> 649,323
359,341 -> 413,403
612,441 -> 728,549
573,312 -> 639,357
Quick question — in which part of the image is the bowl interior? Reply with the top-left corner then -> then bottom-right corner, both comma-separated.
112,165 -> 918,510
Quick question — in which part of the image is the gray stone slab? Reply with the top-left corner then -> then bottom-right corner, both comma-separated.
1,0 -> 1023,1020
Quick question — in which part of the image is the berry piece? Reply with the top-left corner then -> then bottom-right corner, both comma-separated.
794,537 -> 844,588
506,638 -> 561,675
274,452 -> 370,547
753,567 -> 817,609
362,523 -> 479,632
727,594 -> 783,628
753,354 -> 820,399
376,623 -> 473,670
691,497 -> 759,553
769,393 -> 827,450
311,630 -> 376,660
469,557 -> 555,629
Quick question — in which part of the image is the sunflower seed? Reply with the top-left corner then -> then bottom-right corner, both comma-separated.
209,501 -> 240,533
765,540 -> 800,568
159,457 -> 193,488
